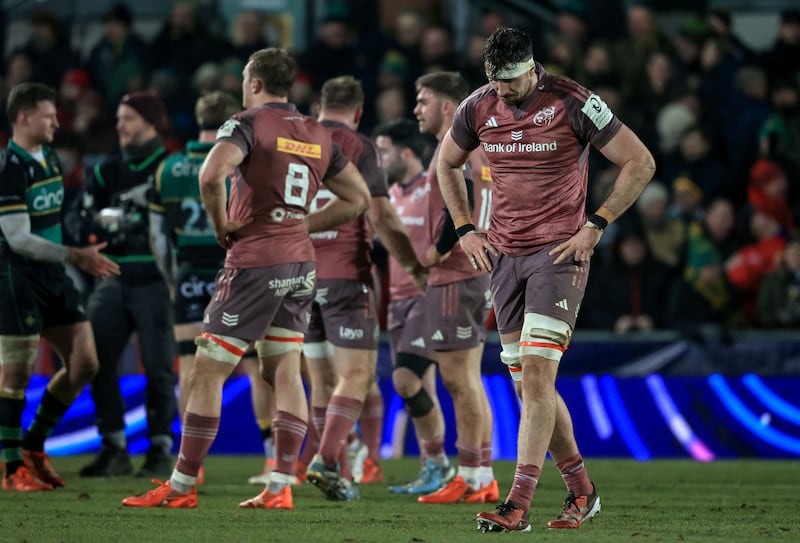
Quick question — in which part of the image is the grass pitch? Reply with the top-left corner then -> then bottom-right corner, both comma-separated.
4,456 -> 797,543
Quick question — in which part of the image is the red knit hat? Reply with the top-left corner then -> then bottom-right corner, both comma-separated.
119,91 -> 166,131
749,158 -> 785,191
62,68 -> 90,89
748,158 -> 794,229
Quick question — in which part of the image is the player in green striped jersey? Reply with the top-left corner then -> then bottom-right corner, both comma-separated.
0,83 -> 119,491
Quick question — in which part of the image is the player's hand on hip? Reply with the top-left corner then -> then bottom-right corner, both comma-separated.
549,227 -> 602,265
215,217 -> 254,249
410,265 -> 429,292
459,231 -> 497,272
69,242 -> 121,278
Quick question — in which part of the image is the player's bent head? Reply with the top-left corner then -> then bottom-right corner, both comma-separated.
195,91 -> 241,129
247,47 -> 296,98
7,82 -> 56,126
321,75 -> 364,112
483,27 -> 534,81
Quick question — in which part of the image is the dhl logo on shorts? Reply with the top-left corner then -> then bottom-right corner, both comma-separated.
277,137 -> 322,159
481,166 -> 492,181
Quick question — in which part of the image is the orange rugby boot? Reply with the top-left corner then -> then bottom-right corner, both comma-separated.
23,450 -> 65,488
121,479 -> 197,508
239,485 -> 293,510
3,465 -> 53,491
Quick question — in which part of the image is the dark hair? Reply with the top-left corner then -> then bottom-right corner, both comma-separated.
373,118 -> 428,159
781,9 -> 800,25
415,71 -> 469,104
320,75 -> 364,111
30,9 -> 67,44
195,91 -> 240,129
682,123 -> 713,143
7,82 -> 56,125
103,3 -> 133,27
483,27 -> 534,80
247,48 -> 296,98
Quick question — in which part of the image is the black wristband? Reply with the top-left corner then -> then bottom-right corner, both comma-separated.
587,213 -> 608,231
455,223 -> 477,238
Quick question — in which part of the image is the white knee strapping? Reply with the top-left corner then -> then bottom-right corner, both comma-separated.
302,340 -> 335,359
518,313 -> 571,362
194,332 -> 248,365
0,334 -> 39,367
256,327 -> 304,358
500,342 -> 522,382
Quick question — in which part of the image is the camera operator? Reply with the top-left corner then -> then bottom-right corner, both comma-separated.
77,91 -> 177,478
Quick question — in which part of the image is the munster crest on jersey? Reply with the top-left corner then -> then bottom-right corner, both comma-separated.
532,106 -> 556,127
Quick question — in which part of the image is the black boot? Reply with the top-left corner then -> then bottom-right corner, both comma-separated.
135,447 -> 172,478
79,439 -> 133,477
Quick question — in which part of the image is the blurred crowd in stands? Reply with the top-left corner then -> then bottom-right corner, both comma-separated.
2,0 -> 799,333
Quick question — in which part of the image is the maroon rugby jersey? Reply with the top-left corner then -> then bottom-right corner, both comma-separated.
388,172 -> 430,300
311,120 -> 389,283
217,103 -> 348,268
426,145 -> 491,286
450,62 -> 622,256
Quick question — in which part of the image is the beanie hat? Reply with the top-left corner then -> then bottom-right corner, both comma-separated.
636,181 -> 669,212
119,91 -> 166,131
748,159 -> 794,230
672,175 -> 703,200
62,68 -> 90,89
656,102 -> 697,153
748,158 -> 785,191
104,3 -> 133,27
380,50 -> 409,78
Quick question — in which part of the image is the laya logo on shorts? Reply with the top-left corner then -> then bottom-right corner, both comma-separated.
339,326 -> 364,340
276,137 -> 322,159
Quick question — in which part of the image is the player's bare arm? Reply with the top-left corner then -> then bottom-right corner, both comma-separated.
593,124 -> 656,223
550,125 -> 655,264
437,130 -> 497,272
199,141 -> 251,248
306,160 -> 371,232
369,195 -> 428,292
